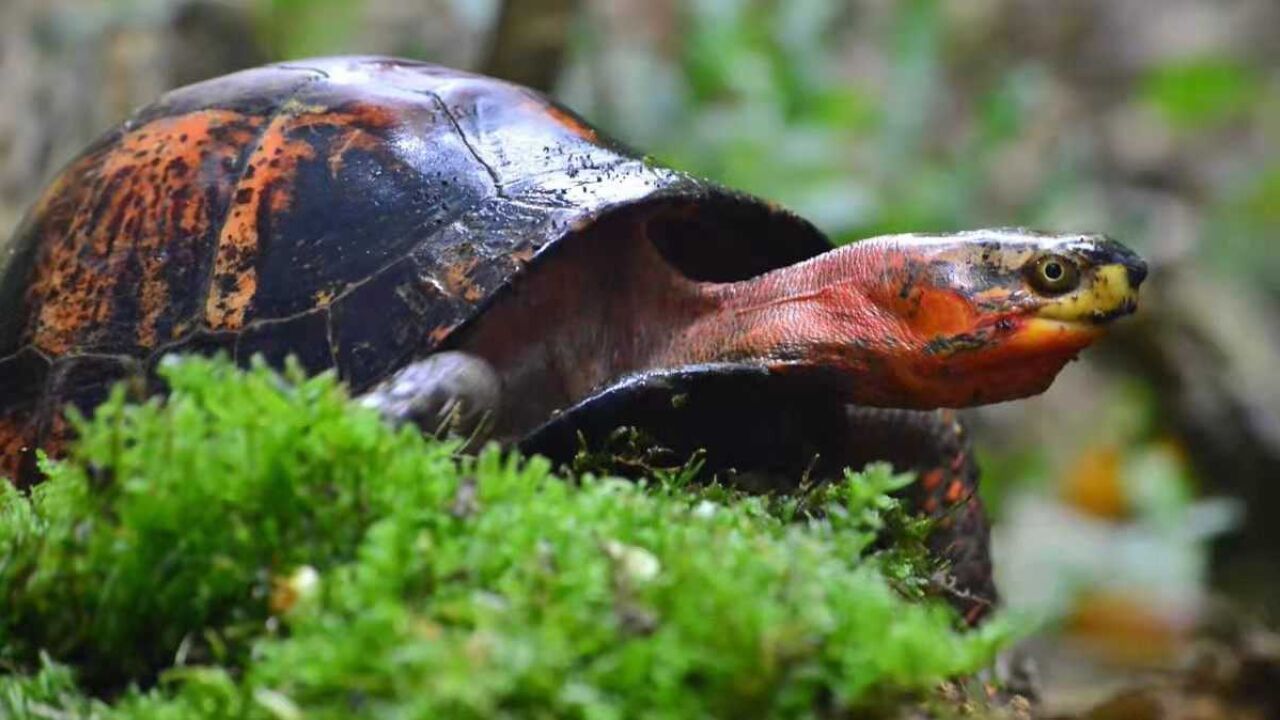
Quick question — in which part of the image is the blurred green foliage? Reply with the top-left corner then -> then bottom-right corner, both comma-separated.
567,0 -> 1078,244
1208,163 -> 1280,294
252,0 -> 360,59
1141,59 -> 1265,131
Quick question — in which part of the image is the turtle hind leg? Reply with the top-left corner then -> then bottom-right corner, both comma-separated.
358,351 -> 502,449
837,407 -> 997,625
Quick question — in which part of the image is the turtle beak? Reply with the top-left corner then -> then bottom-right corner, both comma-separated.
1125,259 -> 1148,288
1089,238 -> 1147,322
1101,238 -> 1148,290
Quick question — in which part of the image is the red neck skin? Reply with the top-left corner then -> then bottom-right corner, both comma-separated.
662,240 -> 899,365
659,239 -> 1096,409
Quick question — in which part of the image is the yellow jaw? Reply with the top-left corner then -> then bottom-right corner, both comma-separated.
1006,263 -> 1140,353
1035,265 -> 1141,324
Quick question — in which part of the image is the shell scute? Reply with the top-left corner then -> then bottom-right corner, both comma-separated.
205,82 -> 499,330
329,250 -> 470,389
234,310 -> 334,376
20,110 -> 267,355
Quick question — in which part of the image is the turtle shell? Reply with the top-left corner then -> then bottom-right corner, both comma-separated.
0,56 -> 830,485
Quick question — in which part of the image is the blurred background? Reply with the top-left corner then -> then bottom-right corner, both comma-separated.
2,0 -> 1277,713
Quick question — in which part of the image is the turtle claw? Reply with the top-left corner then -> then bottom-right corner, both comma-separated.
358,351 -> 501,448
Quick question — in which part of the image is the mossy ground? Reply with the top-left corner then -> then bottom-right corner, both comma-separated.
0,357 -> 1012,718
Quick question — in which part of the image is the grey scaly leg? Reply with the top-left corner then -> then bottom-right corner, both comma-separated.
358,351 -> 502,448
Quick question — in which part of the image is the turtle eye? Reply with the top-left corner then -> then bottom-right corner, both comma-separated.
1027,254 -> 1080,295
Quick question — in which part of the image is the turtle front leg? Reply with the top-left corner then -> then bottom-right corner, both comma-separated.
358,351 -> 502,448
835,407 -> 996,625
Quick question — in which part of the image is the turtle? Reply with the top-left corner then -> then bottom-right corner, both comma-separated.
0,56 -> 1146,623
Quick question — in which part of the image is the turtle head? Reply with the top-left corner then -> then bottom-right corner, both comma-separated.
837,228 -> 1146,406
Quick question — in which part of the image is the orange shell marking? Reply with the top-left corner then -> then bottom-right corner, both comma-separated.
25,110 -> 259,353
204,104 -> 396,330
204,115 -> 312,330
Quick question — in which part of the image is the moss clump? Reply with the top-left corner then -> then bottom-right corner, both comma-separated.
0,356 -> 1010,718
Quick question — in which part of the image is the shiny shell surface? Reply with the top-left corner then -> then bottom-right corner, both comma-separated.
0,56 -> 828,484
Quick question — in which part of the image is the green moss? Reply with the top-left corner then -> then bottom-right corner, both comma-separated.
0,356 -> 1011,718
